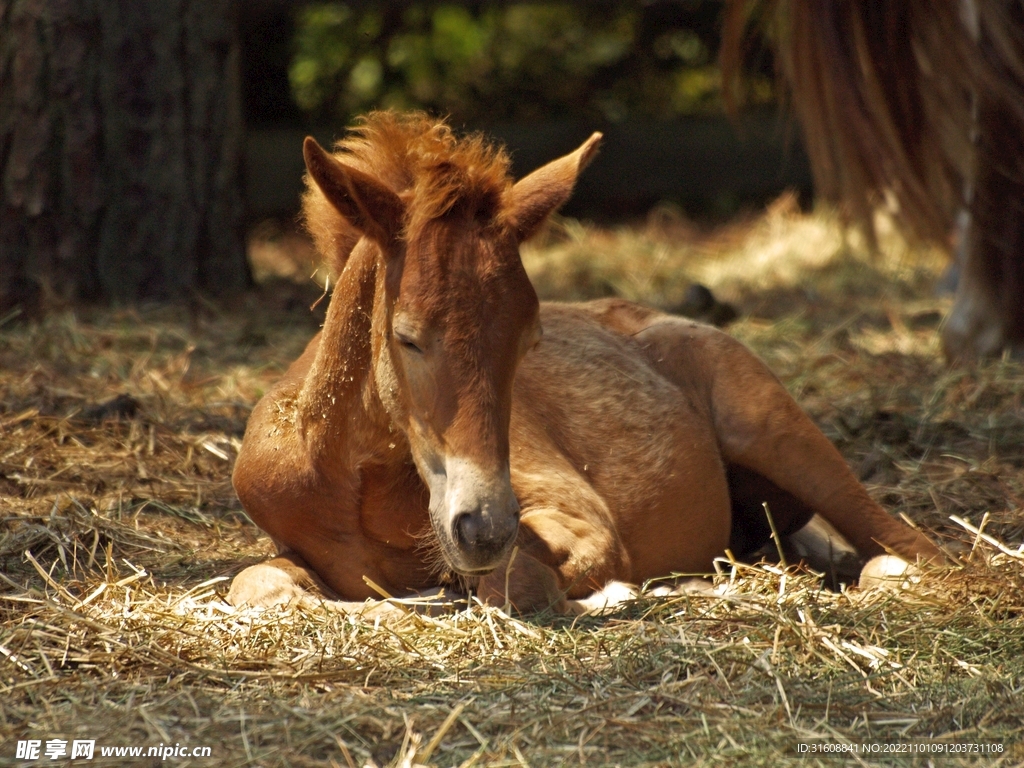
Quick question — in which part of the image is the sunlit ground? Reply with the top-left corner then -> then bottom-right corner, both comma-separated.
1,199 -> 1022,766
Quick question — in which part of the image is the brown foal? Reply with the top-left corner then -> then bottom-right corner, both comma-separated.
229,112 -> 941,614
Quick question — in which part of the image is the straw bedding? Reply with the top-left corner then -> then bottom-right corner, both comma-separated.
2,202 -> 1022,766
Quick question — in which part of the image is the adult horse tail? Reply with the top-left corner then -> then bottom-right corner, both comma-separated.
721,0 -> 1024,360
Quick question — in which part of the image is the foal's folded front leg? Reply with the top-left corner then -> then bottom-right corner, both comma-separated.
227,552 -> 403,617
474,504 -> 630,614
228,552 -> 333,608
474,548 -> 572,614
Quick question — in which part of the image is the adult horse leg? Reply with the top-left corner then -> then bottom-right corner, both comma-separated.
942,74 -> 1024,360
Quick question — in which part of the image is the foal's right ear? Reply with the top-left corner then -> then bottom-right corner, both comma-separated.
303,137 -> 405,245
507,132 -> 602,243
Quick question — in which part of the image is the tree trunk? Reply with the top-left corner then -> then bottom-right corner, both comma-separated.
0,0 -> 248,311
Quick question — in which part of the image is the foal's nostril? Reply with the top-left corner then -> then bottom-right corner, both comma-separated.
453,508 -> 518,550
453,511 -> 480,548
446,501 -> 519,573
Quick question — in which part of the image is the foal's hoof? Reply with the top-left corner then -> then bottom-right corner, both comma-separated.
858,555 -> 922,591
568,581 -> 639,615
228,563 -> 307,608
648,577 -> 717,597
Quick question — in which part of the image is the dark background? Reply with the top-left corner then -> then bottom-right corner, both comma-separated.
0,0 -> 812,309
240,0 -> 811,221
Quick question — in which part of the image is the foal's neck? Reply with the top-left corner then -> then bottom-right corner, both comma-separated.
297,240 -> 392,463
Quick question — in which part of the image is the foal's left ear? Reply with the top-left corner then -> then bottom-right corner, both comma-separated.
303,137 -> 405,245
507,132 -> 602,242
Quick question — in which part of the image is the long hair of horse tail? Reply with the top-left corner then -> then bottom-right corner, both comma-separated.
721,0 -> 1024,250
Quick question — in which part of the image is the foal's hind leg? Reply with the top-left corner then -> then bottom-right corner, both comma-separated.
638,320 -> 942,565
728,465 -> 861,583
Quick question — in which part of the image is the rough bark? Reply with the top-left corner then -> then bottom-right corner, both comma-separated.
0,0 -> 248,310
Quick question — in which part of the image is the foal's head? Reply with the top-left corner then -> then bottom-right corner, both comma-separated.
303,114 -> 600,576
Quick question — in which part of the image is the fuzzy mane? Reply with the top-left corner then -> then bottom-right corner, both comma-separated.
302,111 -> 514,279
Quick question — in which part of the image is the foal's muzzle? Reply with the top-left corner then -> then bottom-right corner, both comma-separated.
430,457 -> 520,575
450,500 -> 520,572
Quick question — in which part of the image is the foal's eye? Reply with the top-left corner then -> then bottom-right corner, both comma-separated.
395,333 -> 424,354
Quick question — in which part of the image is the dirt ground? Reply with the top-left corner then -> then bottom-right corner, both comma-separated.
1,201 -> 1023,766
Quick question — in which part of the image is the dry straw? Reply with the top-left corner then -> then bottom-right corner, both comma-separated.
2,201 -> 1023,766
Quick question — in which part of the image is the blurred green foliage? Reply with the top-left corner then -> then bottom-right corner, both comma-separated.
289,2 -> 773,124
